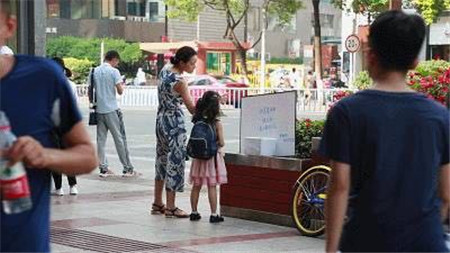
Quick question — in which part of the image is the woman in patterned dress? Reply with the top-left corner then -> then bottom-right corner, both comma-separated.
152,46 -> 197,218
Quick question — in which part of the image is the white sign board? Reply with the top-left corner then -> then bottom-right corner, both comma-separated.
345,34 -> 361,53
240,91 -> 296,156
429,22 -> 450,45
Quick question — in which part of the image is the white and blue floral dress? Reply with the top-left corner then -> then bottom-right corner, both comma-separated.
155,66 -> 187,192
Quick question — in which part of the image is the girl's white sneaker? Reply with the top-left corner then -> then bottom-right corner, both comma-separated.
70,186 -> 78,195
53,188 -> 64,196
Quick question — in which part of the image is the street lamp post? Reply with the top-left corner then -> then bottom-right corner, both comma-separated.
260,7 -> 267,93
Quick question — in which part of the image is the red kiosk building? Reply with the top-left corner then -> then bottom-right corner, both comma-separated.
140,40 -> 250,75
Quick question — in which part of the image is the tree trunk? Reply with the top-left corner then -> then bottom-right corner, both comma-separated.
239,48 -> 248,75
229,30 -> 249,75
389,0 -> 402,10
312,0 -> 322,80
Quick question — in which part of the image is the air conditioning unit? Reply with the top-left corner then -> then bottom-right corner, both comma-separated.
247,52 -> 271,61
112,16 -> 126,21
247,52 -> 259,59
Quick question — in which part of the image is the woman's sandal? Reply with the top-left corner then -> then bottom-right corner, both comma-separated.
165,207 -> 189,218
150,203 -> 166,215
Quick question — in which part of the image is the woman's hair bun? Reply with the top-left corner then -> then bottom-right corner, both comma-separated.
170,56 -> 179,65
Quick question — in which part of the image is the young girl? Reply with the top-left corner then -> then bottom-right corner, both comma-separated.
189,91 -> 227,223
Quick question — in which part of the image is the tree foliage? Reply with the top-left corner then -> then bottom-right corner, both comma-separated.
47,36 -> 143,79
332,0 -> 388,20
164,0 -> 303,74
414,0 -> 450,24
165,0 -> 303,34
47,36 -> 142,65
332,0 -> 449,24
63,57 -> 94,84
352,70 -> 373,90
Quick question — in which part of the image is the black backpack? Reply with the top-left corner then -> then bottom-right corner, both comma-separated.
187,120 -> 218,160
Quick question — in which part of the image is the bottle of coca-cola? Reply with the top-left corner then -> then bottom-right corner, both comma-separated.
0,112 -> 32,214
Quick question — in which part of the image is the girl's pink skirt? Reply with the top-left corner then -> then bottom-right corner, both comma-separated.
189,153 -> 228,186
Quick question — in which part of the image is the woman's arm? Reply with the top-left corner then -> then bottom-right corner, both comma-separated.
174,80 -> 195,114
215,121 -> 225,148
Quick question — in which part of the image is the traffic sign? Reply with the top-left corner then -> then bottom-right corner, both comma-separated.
345,34 -> 361,53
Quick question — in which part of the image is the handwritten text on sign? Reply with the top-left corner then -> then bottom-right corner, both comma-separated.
240,91 -> 296,156
259,106 -> 277,132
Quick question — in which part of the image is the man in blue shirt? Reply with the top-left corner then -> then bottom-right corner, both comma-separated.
320,11 -> 450,252
0,1 -> 97,252
92,50 -> 137,177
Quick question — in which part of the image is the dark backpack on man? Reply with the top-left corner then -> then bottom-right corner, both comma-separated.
187,120 -> 218,160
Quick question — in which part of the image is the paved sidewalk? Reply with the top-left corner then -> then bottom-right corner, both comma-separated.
50,172 -> 324,253
49,107 -> 449,252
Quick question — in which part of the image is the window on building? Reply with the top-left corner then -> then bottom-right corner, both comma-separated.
311,14 -> 334,29
90,0 -> 101,19
149,2 -> 159,22
69,0 -> 101,19
127,0 -> 146,16
46,0 -> 60,18
268,15 -> 296,32
322,14 -> 334,29
101,0 -> 115,18
207,52 -> 231,75
60,0 -> 71,18
251,8 -> 261,32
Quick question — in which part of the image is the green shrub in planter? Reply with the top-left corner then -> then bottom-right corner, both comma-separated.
412,60 -> 450,77
63,57 -> 94,84
352,70 -> 373,90
296,119 -> 325,158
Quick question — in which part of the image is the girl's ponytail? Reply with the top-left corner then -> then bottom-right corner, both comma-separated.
192,97 -> 204,123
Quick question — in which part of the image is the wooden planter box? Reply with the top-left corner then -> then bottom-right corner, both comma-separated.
220,150 -> 328,227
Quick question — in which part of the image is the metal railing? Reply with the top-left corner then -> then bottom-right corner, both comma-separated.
75,85 -> 356,112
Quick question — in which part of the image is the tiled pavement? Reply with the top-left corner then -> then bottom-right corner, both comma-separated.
50,173 -> 324,253
48,108 -> 324,252
49,108 -> 449,252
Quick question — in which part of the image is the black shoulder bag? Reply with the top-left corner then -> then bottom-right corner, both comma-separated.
88,68 -> 97,125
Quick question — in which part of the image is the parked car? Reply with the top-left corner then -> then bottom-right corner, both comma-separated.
213,75 -> 250,105
188,75 -> 249,106
187,75 -> 228,104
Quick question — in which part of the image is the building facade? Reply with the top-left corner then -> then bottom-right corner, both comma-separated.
429,11 -> 450,61
45,0 -> 165,42
248,0 -> 342,59
167,1 -> 342,59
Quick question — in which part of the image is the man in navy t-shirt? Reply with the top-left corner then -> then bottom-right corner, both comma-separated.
320,11 -> 450,252
0,1 -> 97,252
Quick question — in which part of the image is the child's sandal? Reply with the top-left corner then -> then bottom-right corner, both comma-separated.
165,207 -> 189,218
150,203 -> 166,215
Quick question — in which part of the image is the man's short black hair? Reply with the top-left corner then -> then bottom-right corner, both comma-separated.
104,50 -> 120,61
369,11 -> 425,72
